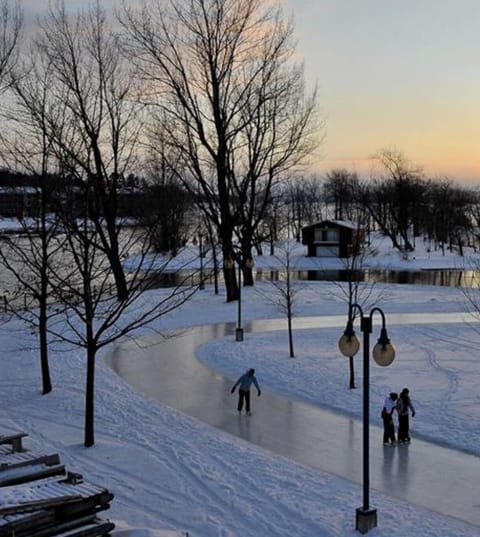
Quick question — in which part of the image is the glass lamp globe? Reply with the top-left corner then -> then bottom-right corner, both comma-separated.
338,333 -> 360,357
372,340 -> 396,366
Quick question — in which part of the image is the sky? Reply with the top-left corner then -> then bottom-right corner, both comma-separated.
20,0 -> 480,182
2,231 -> 480,536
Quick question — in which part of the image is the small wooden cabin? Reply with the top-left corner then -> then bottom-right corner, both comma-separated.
302,220 -> 363,258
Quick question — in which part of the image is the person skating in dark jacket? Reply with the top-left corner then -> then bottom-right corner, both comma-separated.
397,387 -> 415,443
231,368 -> 261,415
382,392 -> 398,445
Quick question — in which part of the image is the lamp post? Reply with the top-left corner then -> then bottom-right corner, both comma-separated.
236,257 -> 243,341
199,232 -> 205,290
234,255 -> 255,342
193,232 -> 205,290
224,251 -> 254,341
338,304 -> 396,534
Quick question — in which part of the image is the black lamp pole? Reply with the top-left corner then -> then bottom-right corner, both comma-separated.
359,309 -> 373,516
199,233 -> 204,290
339,304 -> 395,534
235,253 -> 243,341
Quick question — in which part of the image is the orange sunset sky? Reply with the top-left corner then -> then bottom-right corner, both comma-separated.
24,0 -> 480,183
283,0 -> 480,183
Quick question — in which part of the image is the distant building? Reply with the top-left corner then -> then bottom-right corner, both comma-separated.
301,220 -> 363,258
0,170 -> 146,220
0,173 -> 42,219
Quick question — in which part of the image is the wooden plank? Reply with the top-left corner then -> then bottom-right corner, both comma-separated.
26,516 -> 114,537
0,432 -> 28,452
0,445 -> 13,457
0,453 -> 61,472
0,495 -> 82,516
0,476 -> 113,513
52,519 -> 115,537
0,464 -> 65,487
0,509 -> 55,537
9,512 -> 97,537
0,432 -> 28,443
54,490 -> 114,520
0,449 -> 39,467
0,433 -> 115,537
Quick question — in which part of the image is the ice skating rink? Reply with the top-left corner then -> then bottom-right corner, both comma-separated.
109,314 -> 480,529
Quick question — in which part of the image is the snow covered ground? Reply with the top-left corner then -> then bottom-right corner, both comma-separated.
1,231 -> 480,536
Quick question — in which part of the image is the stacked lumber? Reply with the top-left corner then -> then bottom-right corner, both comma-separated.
0,431 -> 115,537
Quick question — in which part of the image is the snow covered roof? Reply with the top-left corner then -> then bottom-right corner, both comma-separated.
303,219 -> 362,230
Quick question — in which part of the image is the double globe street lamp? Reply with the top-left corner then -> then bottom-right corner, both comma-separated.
338,304 -> 396,534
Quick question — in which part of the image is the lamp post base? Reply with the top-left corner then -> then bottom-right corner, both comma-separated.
235,328 -> 244,341
355,507 -> 377,534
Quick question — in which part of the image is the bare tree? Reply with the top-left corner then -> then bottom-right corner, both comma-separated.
0,0 -> 140,396
0,178 -> 62,396
48,191 -> 196,447
281,174 -> 326,242
33,0 -> 145,302
0,226 -> 61,397
333,219 -> 391,388
360,149 -> 427,252
0,50 -> 65,395
255,241 -> 302,358
0,0 -> 22,91
466,187 -> 480,252
444,187 -> 473,255
323,169 -> 359,221
140,174 -> 192,255
121,0 -> 320,300
0,2 -> 198,447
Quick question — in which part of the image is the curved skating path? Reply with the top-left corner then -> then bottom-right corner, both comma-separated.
108,312 -> 480,529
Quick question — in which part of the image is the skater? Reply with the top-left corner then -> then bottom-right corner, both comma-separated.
230,368 -> 261,415
397,387 -> 415,443
381,392 -> 398,445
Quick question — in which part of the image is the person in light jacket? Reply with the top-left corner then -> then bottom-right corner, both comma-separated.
382,392 -> 398,445
231,368 -> 261,415
396,387 -> 416,443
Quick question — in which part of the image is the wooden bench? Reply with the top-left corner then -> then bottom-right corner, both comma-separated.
0,453 -> 60,470
0,432 -> 28,452
0,494 -> 82,517
0,436 -> 116,537
0,508 -> 55,537
44,517 -> 115,537
0,462 -> 65,487
0,496 -> 83,537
